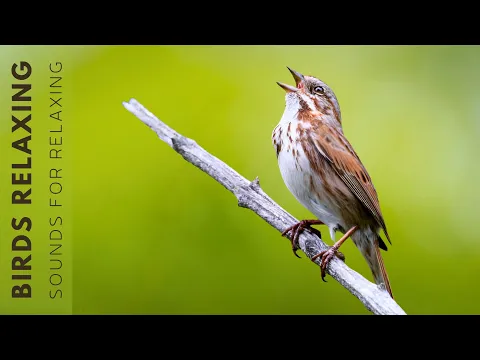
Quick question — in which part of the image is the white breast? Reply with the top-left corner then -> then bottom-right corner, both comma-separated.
272,99 -> 342,241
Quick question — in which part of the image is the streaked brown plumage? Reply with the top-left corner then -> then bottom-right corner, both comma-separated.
272,67 -> 393,298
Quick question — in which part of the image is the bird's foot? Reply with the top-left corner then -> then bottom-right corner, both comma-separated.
310,225 -> 358,281
311,245 -> 345,282
281,219 -> 323,258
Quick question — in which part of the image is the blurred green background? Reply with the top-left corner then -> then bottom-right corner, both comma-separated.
1,45 -> 479,314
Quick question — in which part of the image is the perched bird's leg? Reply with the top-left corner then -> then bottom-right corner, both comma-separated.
282,219 -> 323,258
311,225 -> 358,281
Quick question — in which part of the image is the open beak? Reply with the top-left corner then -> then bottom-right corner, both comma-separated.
277,66 -> 305,92
276,81 -> 298,93
287,67 -> 304,86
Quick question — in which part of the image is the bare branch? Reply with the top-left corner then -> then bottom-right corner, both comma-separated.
122,98 -> 406,315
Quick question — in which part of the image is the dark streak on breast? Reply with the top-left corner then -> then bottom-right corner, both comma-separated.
276,141 -> 282,157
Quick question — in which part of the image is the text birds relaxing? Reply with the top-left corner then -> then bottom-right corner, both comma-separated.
272,67 -> 393,298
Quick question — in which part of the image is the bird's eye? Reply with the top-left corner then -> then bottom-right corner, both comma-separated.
314,86 -> 324,94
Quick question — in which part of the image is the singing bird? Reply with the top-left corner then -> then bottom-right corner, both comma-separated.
272,67 -> 393,298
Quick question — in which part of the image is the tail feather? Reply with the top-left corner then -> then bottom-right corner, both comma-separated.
378,236 -> 388,251
358,236 -> 393,299
374,244 -> 393,298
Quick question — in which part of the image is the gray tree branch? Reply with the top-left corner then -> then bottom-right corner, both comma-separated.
122,98 -> 406,315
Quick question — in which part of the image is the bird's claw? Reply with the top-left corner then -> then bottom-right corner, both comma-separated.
311,246 -> 345,282
282,220 -> 322,258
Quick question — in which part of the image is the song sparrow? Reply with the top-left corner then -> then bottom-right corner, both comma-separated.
272,67 -> 393,298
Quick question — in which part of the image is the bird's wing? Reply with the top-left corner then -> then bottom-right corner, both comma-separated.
308,123 -> 390,244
